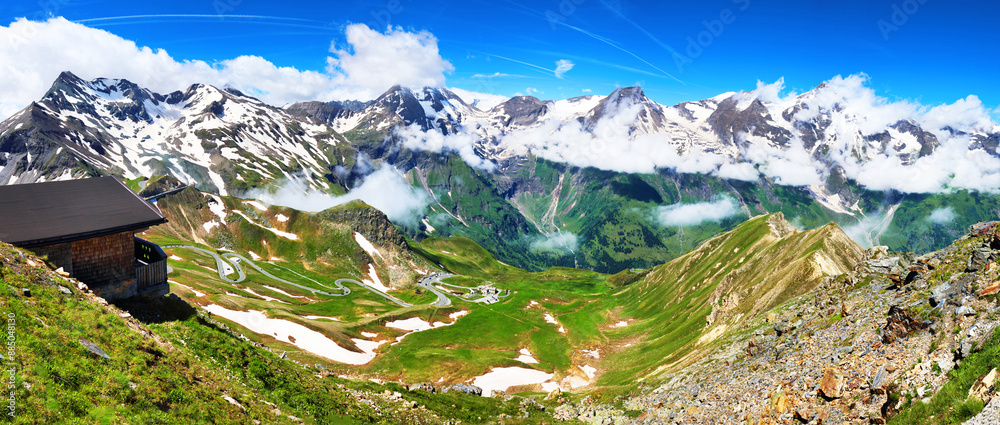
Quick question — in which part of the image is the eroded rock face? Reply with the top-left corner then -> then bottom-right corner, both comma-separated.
882,306 -> 928,344
766,212 -> 797,239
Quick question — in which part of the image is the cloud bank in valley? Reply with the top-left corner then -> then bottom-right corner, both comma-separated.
840,212 -> 893,249
928,207 -> 956,224
394,124 -> 496,171
253,165 -> 429,227
655,197 -> 742,227
530,232 -> 580,253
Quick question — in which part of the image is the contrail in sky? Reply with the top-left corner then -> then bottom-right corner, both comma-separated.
73,14 -> 336,31
501,0 -> 685,85
74,14 -> 326,24
553,21 -> 685,85
597,0 -> 684,58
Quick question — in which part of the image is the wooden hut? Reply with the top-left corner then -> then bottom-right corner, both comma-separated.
0,176 -> 169,300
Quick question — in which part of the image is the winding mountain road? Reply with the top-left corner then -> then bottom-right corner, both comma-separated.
164,245 -> 461,308
418,273 -> 457,307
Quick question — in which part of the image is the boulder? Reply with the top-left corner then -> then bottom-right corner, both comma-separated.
883,306 -> 928,344
967,247 -> 994,272
979,280 -> 1000,296
871,366 -> 889,394
818,368 -> 845,400
443,383 -> 482,396
409,382 -> 437,393
930,283 -> 956,307
958,341 -> 975,359
78,337 -> 111,359
956,305 -> 977,316
969,368 -> 997,401
774,320 -> 791,337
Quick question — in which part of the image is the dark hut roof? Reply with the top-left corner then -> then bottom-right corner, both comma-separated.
0,176 -> 167,247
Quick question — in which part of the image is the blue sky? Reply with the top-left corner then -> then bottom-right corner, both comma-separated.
0,0 -> 997,110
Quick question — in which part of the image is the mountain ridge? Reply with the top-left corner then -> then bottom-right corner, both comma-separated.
4,72 -> 1000,274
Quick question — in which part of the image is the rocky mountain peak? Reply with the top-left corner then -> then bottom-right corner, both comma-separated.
315,200 -> 407,251
707,96 -> 791,146
493,96 -> 548,127
766,212 -> 797,239
585,86 -> 666,134
608,86 -> 647,101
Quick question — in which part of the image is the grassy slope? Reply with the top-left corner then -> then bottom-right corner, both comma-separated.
881,190 -> 1000,254
505,157 -> 859,274
582,214 -> 864,387
2,242 -> 579,424
409,153 -> 1000,277
416,155 -> 549,271
372,237 -> 612,386
146,187 -> 865,395
145,187 -> 617,390
889,322 -> 1000,424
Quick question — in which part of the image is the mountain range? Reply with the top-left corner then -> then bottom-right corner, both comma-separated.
3,71 -> 1000,273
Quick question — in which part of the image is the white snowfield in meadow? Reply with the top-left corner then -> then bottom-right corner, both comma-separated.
471,367 -> 559,397
204,304 -> 386,365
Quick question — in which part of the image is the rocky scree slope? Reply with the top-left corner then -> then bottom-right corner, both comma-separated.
595,213 -> 864,386
555,222 -> 1000,424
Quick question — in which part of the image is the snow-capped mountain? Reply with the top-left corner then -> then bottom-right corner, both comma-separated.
4,71 -> 1000,274
317,85 -> 482,136
0,71 -> 349,195
308,78 -> 999,201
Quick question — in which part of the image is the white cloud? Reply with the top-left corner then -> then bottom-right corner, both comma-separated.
655,196 -> 741,227
734,77 -> 792,109
254,164 -> 430,227
554,59 -> 574,79
716,162 -> 760,181
496,99 -> 751,178
530,232 -> 579,253
526,87 -> 540,95
394,123 -> 496,171
0,18 -> 456,118
326,24 -> 454,93
581,88 -> 592,93
840,212 -> 892,248
742,136 -> 825,187
471,72 -> 525,79
446,87 -> 509,110
928,207 -> 956,224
